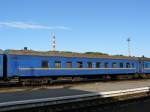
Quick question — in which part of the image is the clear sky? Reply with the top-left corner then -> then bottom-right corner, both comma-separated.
0,0 -> 150,57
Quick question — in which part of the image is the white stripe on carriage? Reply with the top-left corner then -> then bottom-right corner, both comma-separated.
18,68 -> 136,70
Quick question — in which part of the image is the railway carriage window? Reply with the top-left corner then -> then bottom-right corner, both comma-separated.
132,63 -> 135,68
145,63 -> 148,68
87,62 -> 93,68
55,61 -> 61,68
67,62 -> 72,68
96,62 -> 101,68
126,63 -> 130,68
42,61 -> 49,68
112,63 -> 117,68
119,63 -> 124,68
148,63 -> 150,68
104,62 -> 108,68
77,62 -> 83,68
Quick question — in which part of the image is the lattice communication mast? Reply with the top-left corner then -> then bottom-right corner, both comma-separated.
127,37 -> 131,56
52,32 -> 56,51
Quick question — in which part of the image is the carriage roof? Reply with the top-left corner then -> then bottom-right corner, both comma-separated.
4,50 -> 139,60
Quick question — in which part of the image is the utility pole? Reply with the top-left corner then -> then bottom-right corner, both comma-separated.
127,37 -> 131,56
52,32 -> 56,51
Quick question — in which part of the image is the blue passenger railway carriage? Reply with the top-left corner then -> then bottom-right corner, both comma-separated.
0,50 -> 3,79
3,50 -> 138,83
141,57 -> 150,75
1,50 -> 150,85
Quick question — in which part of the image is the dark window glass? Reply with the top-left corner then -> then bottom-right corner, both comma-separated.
87,62 -> 93,68
145,63 -> 148,68
104,62 -> 108,68
132,63 -> 135,68
148,63 -> 150,68
67,62 -> 72,68
147,63 -> 149,68
96,62 -> 101,68
126,63 -> 130,68
77,62 -> 83,68
120,63 -> 124,68
55,61 -> 61,68
42,61 -> 49,68
112,63 -> 117,68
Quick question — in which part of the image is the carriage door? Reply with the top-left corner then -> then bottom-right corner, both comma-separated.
139,60 -> 144,74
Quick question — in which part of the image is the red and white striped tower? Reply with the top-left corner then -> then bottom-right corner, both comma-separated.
52,32 -> 56,51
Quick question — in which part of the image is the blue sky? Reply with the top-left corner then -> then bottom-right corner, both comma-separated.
0,0 -> 150,57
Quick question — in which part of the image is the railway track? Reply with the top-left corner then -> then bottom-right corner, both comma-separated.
0,78 -> 150,93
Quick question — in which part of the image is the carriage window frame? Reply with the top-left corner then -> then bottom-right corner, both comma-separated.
104,62 -> 109,68
87,62 -> 93,68
41,60 -> 49,68
145,63 -> 149,68
126,63 -> 130,68
77,61 -> 83,68
132,63 -> 135,68
67,62 -> 72,68
112,62 -> 117,68
55,61 -> 61,68
119,63 -> 124,68
96,62 -> 101,68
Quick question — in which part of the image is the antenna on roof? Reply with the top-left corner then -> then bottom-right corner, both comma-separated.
24,47 -> 28,50
52,32 -> 56,51
127,36 -> 131,57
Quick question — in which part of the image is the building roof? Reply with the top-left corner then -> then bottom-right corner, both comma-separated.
4,49 -> 139,60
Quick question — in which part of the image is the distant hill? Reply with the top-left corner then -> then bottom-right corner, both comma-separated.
84,52 -> 109,55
